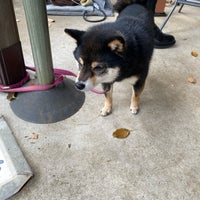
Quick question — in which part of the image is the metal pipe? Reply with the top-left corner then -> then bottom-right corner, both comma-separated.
22,0 -> 54,84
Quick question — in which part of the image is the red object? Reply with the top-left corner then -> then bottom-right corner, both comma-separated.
0,66 -> 106,94
155,0 -> 166,14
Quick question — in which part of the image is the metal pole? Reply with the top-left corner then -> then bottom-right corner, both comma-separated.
22,0 -> 54,84
10,0 -> 85,123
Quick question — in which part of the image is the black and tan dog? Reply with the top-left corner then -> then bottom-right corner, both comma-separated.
65,0 -> 154,116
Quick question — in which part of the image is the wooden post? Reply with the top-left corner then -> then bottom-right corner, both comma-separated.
0,0 -> 26,86
22,0 -> 54,84
0,0 -> 19,49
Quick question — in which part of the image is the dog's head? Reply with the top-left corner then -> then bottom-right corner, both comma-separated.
65,27 -> 125,91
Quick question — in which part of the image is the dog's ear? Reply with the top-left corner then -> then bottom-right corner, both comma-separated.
64,28 -> 85,45
107,36 -> 125,54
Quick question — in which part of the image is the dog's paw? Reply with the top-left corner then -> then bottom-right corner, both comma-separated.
101,105 -> 112,116
130,105 -> 139,115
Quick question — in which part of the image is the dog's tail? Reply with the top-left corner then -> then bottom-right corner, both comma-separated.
114,0 -> 146,13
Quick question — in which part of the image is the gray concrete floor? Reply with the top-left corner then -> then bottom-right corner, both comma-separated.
1,1 -> 200,199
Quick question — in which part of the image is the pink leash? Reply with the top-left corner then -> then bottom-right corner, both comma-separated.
0,66 -> 105,94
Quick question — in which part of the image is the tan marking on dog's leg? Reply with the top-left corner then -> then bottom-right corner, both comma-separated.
101,85 -> 113,116
130,83 -> 145,114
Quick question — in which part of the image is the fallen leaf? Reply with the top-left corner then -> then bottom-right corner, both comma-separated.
187,76 -> 197,84
7,92 -> 16,101
112,128 -> 130,139
31,133 -> 39,139
191,51 -> 198,57
29,82 -> 35,86
48,18 -> 55,27
48,18 -> 55,23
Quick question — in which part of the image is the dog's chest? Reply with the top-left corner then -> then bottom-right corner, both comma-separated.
124,75 -> 139,85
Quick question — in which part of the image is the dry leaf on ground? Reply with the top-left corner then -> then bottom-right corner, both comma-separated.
191,51 -> 198,57
31,133 -> 39,139
187,76 -> 197,84
112,128 -> 130,139
48,18 -> 55,27
29,82 -> 35,86
7,92 -> 16,101
48,18 -> 55,23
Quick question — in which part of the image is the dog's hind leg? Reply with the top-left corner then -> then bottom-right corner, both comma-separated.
101,83 -> 113,116
130,80 -> 145,114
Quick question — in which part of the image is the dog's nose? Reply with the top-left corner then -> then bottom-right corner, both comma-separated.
75,82 -> 85,90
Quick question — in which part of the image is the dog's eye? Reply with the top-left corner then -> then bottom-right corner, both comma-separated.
93,65 -> 105,73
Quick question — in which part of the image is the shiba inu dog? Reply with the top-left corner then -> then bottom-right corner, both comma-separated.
65,0 -> 154,116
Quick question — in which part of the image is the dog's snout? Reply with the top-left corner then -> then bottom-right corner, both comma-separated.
75,82 -> 85,90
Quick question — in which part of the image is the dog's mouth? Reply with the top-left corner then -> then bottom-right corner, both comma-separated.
75,77 -> 95,92
75,79 -> 109,94
75,67 -> 120,92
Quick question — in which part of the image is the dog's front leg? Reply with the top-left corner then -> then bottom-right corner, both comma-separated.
101,83 -> 113,116
130,81 -> 145,114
